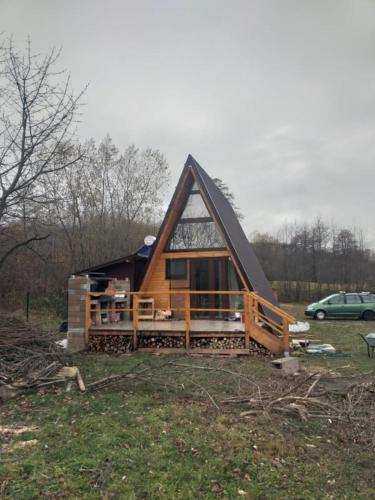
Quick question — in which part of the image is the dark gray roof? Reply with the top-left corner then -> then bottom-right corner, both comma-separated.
186,154 -> 278,308
76,244 -> 150,274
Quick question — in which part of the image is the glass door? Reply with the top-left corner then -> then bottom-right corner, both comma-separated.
190,259 -> 210,318
190,258 -> 229,319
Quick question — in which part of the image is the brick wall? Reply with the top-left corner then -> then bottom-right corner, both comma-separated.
67,275 -> 91,352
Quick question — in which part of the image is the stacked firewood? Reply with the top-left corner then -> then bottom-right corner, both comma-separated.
88,335 -> 133,354
249,340 -> 273,356
190,337 -> 245,349
138,336 -> 185,348
87,334 -> 272,355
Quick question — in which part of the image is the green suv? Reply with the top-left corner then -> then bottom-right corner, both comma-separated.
305,292 -> 375,321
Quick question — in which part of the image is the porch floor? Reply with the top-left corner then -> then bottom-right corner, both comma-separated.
90,319 -> 245,333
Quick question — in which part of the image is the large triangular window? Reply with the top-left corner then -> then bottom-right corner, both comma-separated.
167,184 -> 225,250
180,192 -> 210,219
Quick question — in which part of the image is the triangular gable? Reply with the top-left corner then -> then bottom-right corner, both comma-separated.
187,155 -> 278,307
140,155 -> 278,310
167,181 -> 226,251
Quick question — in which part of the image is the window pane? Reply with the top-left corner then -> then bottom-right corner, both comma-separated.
228,260 -> 243,310
168,221 -> 224,250
329,295 -> 344,304
181,193 -> 210,219
166,259 -> 187,279
346,294 -> 361,304
362,294 -> 375,303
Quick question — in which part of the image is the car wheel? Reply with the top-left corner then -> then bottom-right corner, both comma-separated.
315,310 -> 326,321
362,310 -> 375,321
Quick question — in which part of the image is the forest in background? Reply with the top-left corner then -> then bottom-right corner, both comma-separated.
251,220 -> 375,302
0,133 -> 169,312
0,40 -> 168,312
0,39 -> 374,315
3,211 -> 374,313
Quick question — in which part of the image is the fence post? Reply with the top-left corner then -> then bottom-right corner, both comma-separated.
133,294 -> 138,350
283,317 -> 289,356
185,292 -> 190,351
244,293 -> 250,349
85,292 -> 91,346
253,295 -> 259,324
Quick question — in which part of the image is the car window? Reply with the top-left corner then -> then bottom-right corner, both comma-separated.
362,294 -> 375,303
328,294 -> 345,305
346,294 -> 362,304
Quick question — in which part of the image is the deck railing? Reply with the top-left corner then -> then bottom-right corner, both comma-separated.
85,289 -> 296,354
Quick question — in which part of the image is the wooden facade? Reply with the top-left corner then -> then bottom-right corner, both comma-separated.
140,162 -> 248,313
78,155 -> 296,355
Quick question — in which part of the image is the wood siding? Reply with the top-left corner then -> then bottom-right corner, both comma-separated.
142,258 -> 170,309
142,250 -> 248,315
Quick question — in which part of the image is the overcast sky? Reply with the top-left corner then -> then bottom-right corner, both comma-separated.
2,0 -> 375,245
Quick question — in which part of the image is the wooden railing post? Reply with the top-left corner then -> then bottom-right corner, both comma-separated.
185,292 -> 190,351
253,296 -> 259,324
85,292 -> 91,346
282,317 -> 289,356
244,293 -> 250,349
133,294 -> 138,350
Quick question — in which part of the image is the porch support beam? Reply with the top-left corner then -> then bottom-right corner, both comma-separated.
185,292 -> 190,350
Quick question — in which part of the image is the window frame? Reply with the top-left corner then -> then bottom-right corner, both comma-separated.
165,258 -> 188,280
326,294 -> 345,305
167,220 -> 225,251
180,192 -> 211,220
360,294 -> 375,304
345,294 -> 362,304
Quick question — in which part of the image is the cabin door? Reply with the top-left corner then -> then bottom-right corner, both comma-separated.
190,258 -> 228,319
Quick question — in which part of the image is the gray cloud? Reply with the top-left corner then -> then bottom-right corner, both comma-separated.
2,0 -> 375,245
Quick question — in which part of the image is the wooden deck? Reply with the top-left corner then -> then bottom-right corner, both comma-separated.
90,319 -> 244,336
86,290 -> 296,354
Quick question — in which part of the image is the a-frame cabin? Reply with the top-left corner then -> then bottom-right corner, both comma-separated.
141,154 -> 278,312
72,155 -> 295,355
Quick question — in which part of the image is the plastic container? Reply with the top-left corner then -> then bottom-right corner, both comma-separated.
365,333 -> 375,347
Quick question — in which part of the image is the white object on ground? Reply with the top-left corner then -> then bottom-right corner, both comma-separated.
289,321 -> 310,333
306,343 -> 336,354
56,338 -> 67,349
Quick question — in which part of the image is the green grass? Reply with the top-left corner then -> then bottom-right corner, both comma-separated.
284,303 -> 375,372
1,305 -> 375,499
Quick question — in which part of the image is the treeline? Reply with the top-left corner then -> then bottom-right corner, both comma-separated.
0,135 -> 169,312
1,39 -> 374,314
251,218 -> 375,302
0,39 -> 170,313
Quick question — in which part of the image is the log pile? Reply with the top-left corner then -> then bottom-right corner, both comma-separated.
0,314 -> 66,400
87,334 -> 272,354
138,336 -> 185,349
88,335 -> 133,354
249,340 -> 273,356
189,337 -> 271,355
190,337 -> 245,349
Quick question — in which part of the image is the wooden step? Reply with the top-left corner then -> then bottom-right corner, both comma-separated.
250,323 -> 284,354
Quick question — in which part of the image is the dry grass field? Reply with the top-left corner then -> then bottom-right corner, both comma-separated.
1,304 -> 375,499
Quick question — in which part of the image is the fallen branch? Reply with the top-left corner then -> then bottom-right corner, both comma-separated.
169,362 -> 262,392
190,379 -> 220,412
305,374 -> 323,398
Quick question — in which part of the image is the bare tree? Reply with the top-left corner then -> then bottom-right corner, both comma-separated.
0,38 -> 85,269
47,136 -> 170,269
212,178 -> 243,220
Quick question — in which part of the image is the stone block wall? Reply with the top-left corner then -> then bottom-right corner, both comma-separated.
67,275 -> 91,352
